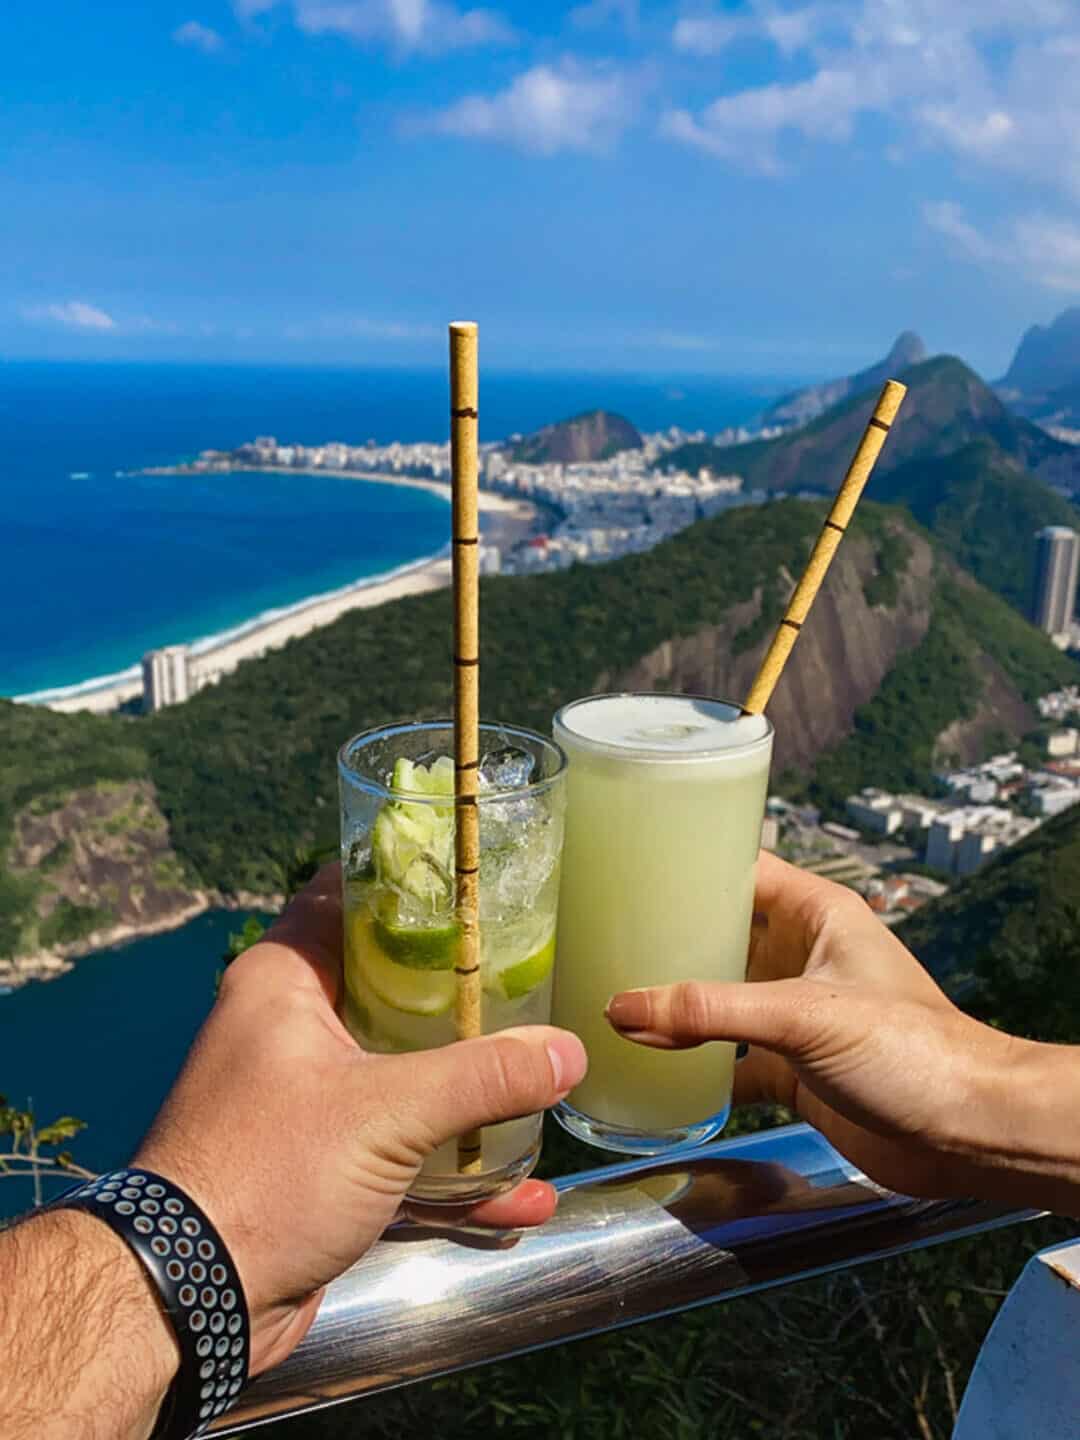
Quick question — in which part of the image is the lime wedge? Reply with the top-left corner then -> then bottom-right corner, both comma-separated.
492,932 -> 556,1000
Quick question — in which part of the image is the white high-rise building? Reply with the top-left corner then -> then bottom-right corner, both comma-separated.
142,646 -> 190,712
1032,527 -> 1080,641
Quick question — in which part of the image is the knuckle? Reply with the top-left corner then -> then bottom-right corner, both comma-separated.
672,981 -> 714,1039
481,1035 -> 538,1113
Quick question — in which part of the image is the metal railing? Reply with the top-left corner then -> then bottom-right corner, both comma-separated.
217,1123 -> 1033,1434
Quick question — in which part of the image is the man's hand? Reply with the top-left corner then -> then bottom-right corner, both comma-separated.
135,864 -> 587,1376
606,850 -> 1080,1215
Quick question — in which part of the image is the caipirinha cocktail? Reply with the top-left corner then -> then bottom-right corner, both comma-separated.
338,721 -> 566,1202
552,693 -> 773,1154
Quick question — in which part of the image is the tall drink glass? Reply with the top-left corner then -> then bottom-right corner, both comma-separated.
551,693 -> 773,1155
338,720 -> 567,1202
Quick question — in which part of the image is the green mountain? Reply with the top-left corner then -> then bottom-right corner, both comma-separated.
508,409 -> 643,464
899,801 -> 1080,1042
873,438 -> 1080,614
1,499 -> 1074,962
663,356 -> 1078,494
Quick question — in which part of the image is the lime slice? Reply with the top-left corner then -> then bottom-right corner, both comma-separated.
345,973 -> 456,1051
366,945 -> 455,1015
372,910 -> 459,970
347,912 -> 456,1016
491,932 -> 556,1000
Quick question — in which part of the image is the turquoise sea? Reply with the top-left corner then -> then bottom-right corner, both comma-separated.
0,360 -> 778,1215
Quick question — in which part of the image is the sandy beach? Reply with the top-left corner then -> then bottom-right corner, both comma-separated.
25,476 -> 540,715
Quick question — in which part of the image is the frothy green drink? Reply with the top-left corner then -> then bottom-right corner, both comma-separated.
552,694 -> 773,1155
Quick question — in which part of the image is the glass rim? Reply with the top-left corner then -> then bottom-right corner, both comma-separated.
553,691 -> 775,762
338,718 -> 568,802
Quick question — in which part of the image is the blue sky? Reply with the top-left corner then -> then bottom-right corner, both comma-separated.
3,0 -> 1080,378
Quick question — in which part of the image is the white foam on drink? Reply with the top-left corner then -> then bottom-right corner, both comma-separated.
555,693 -> 771,760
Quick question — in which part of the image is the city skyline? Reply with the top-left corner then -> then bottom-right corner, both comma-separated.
4,2 -> 1080,377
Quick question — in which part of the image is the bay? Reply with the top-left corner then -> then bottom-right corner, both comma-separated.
0,361 -> 780,695
0,911 -> 269,1220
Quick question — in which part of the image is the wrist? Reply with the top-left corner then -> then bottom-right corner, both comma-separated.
130,1144 -> 300,1377
948,1024 -> 1080,1214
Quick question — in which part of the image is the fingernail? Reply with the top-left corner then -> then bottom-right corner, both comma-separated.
547,1034 -> 587,1094
605,990 -> 648,1031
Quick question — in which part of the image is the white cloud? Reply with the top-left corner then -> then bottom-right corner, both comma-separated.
665,2 -> 1080,196
284,315 -> 440,340
23,300 -> 118,332
238,0 -> 513,52
173,19 -> 225,52
1014,217 -> 1080,293
672,15 -> 744,56
924,201 -> 1080,294
422,59 -> 635,154
662,66 -> 859,172
922,201 -> 998,263
570,0 -> 639,34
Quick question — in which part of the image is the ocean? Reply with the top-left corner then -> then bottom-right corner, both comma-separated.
0,359 -> 778,1214
0,361 -> 784,696
0,911 -> 266,1219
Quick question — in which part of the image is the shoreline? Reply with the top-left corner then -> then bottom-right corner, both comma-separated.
15,469 -> 541,712
0,888 -> 283,994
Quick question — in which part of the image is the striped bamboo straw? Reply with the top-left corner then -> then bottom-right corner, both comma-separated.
449,321 -> 483,1176
743,379 -> 908,715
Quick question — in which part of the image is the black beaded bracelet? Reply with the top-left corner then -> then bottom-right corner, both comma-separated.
50,1167 -> 251,1439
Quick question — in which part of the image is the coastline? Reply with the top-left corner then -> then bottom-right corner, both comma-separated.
0,888 -> 283,994
16,470 -> 541,715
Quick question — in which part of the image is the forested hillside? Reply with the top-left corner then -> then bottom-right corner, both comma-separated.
2,497 -> 1073,961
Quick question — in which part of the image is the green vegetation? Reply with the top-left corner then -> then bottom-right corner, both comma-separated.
509,409 -> 643,464
787,569 -> 1075,817
0,701 -> 150,955
144,498 -> 825,893
874,438 -> 1080,613
1,494 -> 1074,947
38,839 -> 72,874
0,1093 -> 93,1215
862,525 -> 912,609
38,898 -> 111,948
899,799 -> 1080,1018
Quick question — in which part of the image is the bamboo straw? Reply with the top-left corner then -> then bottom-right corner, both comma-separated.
743,379 -> 907,715
449,321 -> 483,1176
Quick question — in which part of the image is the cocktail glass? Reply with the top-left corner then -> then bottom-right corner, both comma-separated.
551,692 -> 773,1155
338,719 -> 567,1202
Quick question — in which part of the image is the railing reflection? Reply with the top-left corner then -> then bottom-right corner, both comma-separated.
216,1123 -> 1034,1434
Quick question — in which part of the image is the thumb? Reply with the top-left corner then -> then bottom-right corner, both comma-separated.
606,978 -> 841,1058
377,1026 -> 588,1152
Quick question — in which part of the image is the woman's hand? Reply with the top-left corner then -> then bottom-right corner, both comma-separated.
606,851 -> 1079,1214
136,864 -> 587,1376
